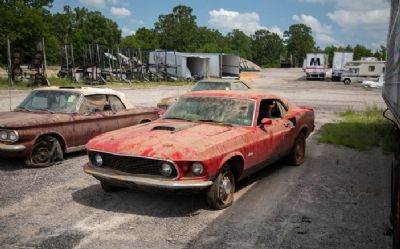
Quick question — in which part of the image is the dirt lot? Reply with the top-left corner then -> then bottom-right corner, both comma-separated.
0,68 -> 393,249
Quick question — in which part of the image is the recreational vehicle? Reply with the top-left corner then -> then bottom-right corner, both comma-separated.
341,60 -> 386,85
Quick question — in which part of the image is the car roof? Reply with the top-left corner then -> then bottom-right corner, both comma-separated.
33,86 -> 134,108
183,90 -> 284,101
197,79 -> 244,84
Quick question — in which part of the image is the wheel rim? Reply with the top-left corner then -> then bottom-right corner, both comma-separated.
32,142 -> 52,164
295,137 -> 305,161
218,172 -> 234,205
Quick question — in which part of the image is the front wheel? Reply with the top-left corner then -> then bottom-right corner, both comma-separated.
287,133 -> 306,166
206,166 -> 235,210
344,79 -> 351,85
26,136 -> 63,167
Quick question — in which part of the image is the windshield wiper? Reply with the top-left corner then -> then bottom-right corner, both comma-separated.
15,106 -> 31,112
196,119 -> 232,126
33,108 -> 55,114
163,117 -> 193,122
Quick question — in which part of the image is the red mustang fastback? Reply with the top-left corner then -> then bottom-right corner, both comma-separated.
84,91 -> 314,209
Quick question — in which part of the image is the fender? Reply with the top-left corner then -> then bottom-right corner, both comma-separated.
218,151 -> 245,171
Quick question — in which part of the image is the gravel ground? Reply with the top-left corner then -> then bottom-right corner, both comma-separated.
0,68 -> 393,249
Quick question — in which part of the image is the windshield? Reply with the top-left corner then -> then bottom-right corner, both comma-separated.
191,82 -> 231,91
17,90 -> 81,113
163,96 -> 255,126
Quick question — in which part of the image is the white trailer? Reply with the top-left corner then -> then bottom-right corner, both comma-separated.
304,53 -> 328,80
148,51 -> 240,80
332,52 -> 354,81
341,60 -> 386,85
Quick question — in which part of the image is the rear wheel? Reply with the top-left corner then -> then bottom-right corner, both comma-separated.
26,136 -> 63,167
206,166 -> 235,210
287,133 -> 306,166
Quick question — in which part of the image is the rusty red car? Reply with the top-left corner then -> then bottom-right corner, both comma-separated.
84,90 -> 314,209
0,87 -> 159,167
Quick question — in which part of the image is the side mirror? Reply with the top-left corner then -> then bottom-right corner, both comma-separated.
261,118 -> 273,125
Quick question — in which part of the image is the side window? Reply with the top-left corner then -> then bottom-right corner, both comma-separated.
109,95 -> 126,112
257,99 -> 287,124
368,66 -> 375,72
79,95 -> 107,113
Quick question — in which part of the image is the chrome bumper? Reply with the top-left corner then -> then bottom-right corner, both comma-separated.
0,143 -> 26,152
84,164 -> 213,190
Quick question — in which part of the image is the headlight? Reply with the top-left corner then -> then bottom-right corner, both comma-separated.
160,162 -> 173,177
0,130 -> 8,140
0,130 -> 19,142
93,153 -> 103,167
8,131 -> 18,142
191,162 -> 204,176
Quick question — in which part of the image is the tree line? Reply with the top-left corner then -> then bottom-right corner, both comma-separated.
0,1 -> 386,68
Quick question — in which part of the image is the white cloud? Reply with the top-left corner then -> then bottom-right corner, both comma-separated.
111,7 -> 131,17
208,8 -> 283,37
301,0 -> 328,3
293,14 -> 332,34
292,14 -> 339,46
327,0 -> 389,34
79,0 -> 106,8
121,27 -> 135,36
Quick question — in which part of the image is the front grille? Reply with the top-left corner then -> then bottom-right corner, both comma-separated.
89,152 -> 177,178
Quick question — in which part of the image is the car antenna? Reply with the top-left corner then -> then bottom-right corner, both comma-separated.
7,38 -> 12,111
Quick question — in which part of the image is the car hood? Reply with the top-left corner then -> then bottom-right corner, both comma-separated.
0,111 -> 72,129
86,120 -> 249,161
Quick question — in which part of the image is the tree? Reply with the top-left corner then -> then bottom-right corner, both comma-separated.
251,29 -> 284,67
353,44 -> 372,60
373,45 -> 386,61
0,0 -> 56,64
227,29 -> 252,59
284,24 -> 315,67
154,5 -> 198,51
195,27 -> 231,53
120,28 -> 160,50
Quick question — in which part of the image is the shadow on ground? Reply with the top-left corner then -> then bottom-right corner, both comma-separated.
72,160 -> 288,218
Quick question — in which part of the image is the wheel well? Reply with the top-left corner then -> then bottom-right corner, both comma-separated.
35,133 -> 66,152
139,119 -> 151,124
226,156 -> 244,180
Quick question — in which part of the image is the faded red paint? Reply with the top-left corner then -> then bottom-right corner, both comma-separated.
86,90 -> 315,182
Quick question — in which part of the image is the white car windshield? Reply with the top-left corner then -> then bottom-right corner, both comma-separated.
17,91 -> 80,113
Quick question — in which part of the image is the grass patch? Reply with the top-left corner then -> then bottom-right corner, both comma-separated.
0,77 -> 193,89
318,106 -> 396,152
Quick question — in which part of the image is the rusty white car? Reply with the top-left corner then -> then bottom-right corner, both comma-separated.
157,79 -> 250,110
0,87 -> 159,167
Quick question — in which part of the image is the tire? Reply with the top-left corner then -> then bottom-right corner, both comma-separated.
206,166 -> 235,210
344,79 -> 351,85
287,133 -> 306,166
100,181 -> 125,192
26,136 -> 63,167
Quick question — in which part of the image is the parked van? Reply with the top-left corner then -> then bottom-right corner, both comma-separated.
341,60 -> 386,85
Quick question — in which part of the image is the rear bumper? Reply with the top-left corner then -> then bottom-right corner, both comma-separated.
84,163 -> 213,190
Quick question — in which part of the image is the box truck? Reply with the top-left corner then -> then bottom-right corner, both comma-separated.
332,52 -> 354,81
304,53 -> 328,80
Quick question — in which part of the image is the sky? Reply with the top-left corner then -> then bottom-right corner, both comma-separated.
51,0 -> 390,50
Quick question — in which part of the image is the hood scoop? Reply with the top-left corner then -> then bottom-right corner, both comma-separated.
151,122 -> 198,133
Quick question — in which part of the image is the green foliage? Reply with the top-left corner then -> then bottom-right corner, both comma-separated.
227,29 -> 252,59
318,106 -> 396,152
284,24 -> 315,67
373,45 -> 387,61
120,28 -> 160,50
251,30 -> 283,67
154,5 -> 198,51
353,44 -> 373,60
